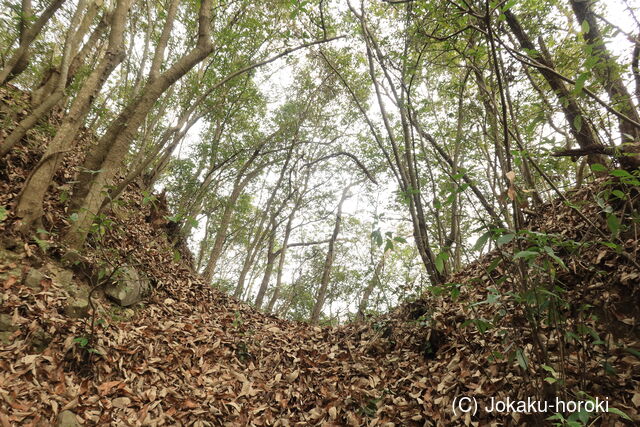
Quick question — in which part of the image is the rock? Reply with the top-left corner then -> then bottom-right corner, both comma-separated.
0,313 -> 17,332
104,267 -> 150,307
0,235 -> 20,251
46,263 -> 74,289
65,297 -> 89,318
61,249 -> 82,267
57,410 -> 80,427
30,328 -> 51,352
24,268 -> 44,289
0,246 -> 22,286
0,331 -> 13,345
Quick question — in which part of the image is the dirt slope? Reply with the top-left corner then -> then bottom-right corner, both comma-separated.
1,86 -> 639,426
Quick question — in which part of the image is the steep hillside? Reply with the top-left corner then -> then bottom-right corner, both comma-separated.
1,88 -> 639,426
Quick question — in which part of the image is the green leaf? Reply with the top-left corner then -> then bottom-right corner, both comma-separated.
546,413 -> 566,422
581,20 -> 590,34
610,169 -> 632,178
435,251 -> 449,274
543,246 -> 567,270
573,114 -> 582,132
570,408 -> 591,424
606,213 -> 620,236
473,231 -> 491,252
371,230 -> 383,247
0,206 -> 8,222
623,347 -> 640,359
501,0 -> 517,11
608,407 -> 632,421
73,337 -> 88,347
584,55 -> 598,70
462,318 -> 493,333
384,240 -> 394,252
611,189 -> 626,200
589,163 -> 607,172
514,250 -> 538,259
574,71 -> 589,94
429,285 -> 444,296
486,257 -> 502,274
450,287 -> 460,300
496,233 -> 515,247
515,348 -> 528,369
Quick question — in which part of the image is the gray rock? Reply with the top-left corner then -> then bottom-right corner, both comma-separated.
65,297 -> 89,318
0,246 -> 21,286
57,410 -> 80,427
0,313 -> 17,332
104,267 -> 150,307
24,268 -> 44,289
61,250 -> 82,267
0,331 -> 13,345
30,328 -> 51,352
46,263 -> 74,288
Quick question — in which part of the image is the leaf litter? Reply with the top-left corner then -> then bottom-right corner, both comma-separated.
0,85 -> 639,425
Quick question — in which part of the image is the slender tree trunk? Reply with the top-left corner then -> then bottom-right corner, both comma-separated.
149,0 -> 180,82
196,215 -> 211,271
13,0 -> 133,232
0,0 -> 66,85
504,9 -> 609,167
357,248 -> 390,321
31,0 -> 99,105
310,185 -> 351,324
64,0 -> 214,249
266,187 -> 304,313
254,222 -> 278,309
569,0 -> 640,169
234,229 -> 268,298
1,0 -> 88,155
232,144 -> 295,297
632,32 -> 640,106
104,111 -> 202,208
201,161 -> 263,283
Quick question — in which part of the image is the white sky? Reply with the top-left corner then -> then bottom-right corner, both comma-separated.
174,0 -> 639,318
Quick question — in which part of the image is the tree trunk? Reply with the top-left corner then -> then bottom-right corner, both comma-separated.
234,229 -> 268,298
14,0 -> 133,232
149,0 -> 180,82
64,0 -> 214,249
504,9 -> 609,167
253,222 -> 278,309
201,159 -> 263,283
310,185 -> 351,324
31,0 -> 99,105
266,188 -> 303,313
569,0 -> 640,169
357,248 -> 390,321
1,0 -> 88,156
0,0 -> 66,85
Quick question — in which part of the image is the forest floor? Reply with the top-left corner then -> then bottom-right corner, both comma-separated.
1,88 -> 639,426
